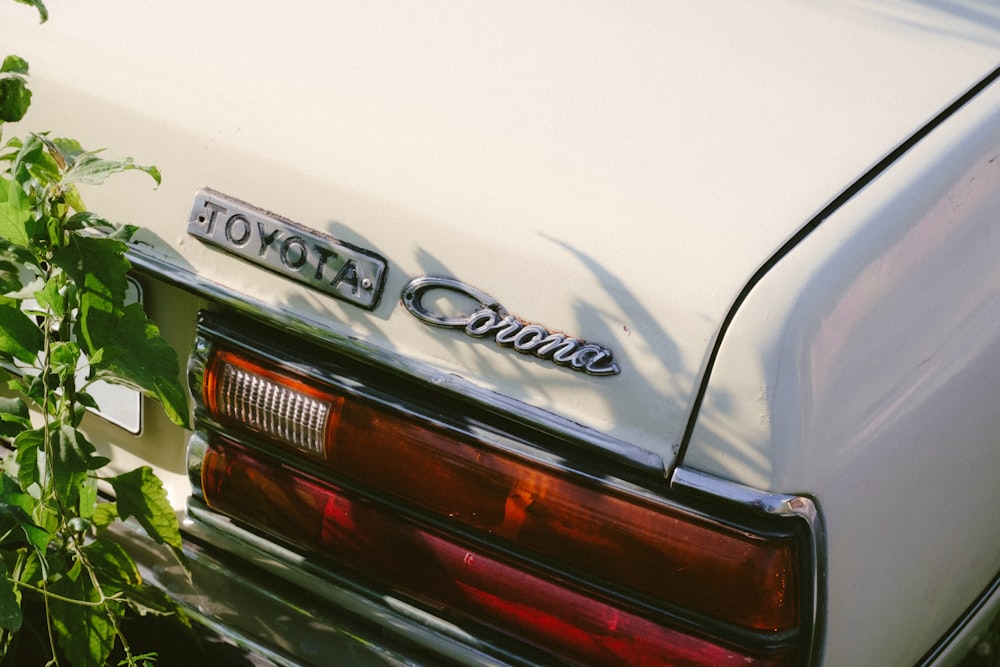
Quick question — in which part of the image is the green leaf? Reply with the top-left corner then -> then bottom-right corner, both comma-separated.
12,427 -> 43,495
32,274 -> 65,318
91,501 -> 118,531
12,133 -> 58,192
15,373 -> 46,408
63,183 -> 86,213
48,340 -> 81,383
126,582 -> 186,619
16,550 -> 44,590
63,151 -> 161,188
0,76 -> 31,124
0,57 -> 28,76
108,467 -> 184,562
51,564 -> 120,667
0,481 -> 50,554
0,561 -> 21,632
67,212 -> 115,233
0,302 -> 42,364
0,200 -> 30,247
91,303 -> 189,427
0,471 -> 29,511
0,258 -> 23,295
85,538 -> 140,591
123,653 -> 160,667
108,223 -> 138,243
51,137 -> 83,163
0,395 -> 29,438
6,375 -> 29,396
0,505 -> 48,553
76,390 -> 99,411
0,142 -> 19,165
78,475 -> 98,520
50,425 -> 95,506
0,246 -> 43,299
53,234 -> 131,351
56,424 -> 97,465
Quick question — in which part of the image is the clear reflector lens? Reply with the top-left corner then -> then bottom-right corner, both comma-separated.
206,350 -> 341,456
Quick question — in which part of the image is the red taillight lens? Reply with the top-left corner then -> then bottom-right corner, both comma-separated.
331,400 -> 799,633
199,346 -> 805,666
203,439 -> 794,667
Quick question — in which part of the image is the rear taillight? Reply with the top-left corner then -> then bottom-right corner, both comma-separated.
191,320 -> 811,666
205,349 -> 342,456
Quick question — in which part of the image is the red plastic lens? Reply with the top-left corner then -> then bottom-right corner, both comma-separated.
203,439 -> 795,667
331,400 -> 799,633
201,347 -> 804,664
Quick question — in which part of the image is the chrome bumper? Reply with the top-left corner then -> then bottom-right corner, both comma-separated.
109,506 -> 508,667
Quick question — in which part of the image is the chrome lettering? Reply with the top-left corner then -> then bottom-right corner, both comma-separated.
401,276 -> 620,377
512,325 -> 548,351
465,310 -> 500,336
331,260 -> 361,295
195,200 -> 227,234
313,245 -> 338,281
279,236 -> 309,270
550,339 -> 581,364
224,214 -> 253,247
187,188 -> 388,310
535,333 -> 571,357
257,222 -> 282,256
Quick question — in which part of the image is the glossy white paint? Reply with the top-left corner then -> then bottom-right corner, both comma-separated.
7,1 -> 1000,471
686,66 -> 1000,665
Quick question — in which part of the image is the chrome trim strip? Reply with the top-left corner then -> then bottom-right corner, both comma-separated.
670,467 -> 819,521
106,510 -> 437,667
917,569 -> 1000,666
190,315 -> 636,488
173,611 -> 307,667
670,466 -> 826,666
128,245 -> 664,474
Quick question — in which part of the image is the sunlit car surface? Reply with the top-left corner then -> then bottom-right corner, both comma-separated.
8,2 -> 1000,665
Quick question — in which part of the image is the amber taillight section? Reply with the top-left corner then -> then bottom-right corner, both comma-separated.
205,350 -> 343,456
200,346 -> 805,666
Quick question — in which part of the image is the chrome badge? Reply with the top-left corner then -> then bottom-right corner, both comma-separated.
187,189 -> 388,310
401,276 -> 620,376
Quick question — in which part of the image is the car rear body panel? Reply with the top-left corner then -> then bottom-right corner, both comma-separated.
9,2 -> 1000,472
687,68 -> 1000,665
6,1 -> 1000,665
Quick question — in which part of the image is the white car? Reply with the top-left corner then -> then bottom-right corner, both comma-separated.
8,2 -> 1000,665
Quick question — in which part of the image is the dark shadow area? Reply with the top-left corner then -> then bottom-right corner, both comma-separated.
4,601 -> 272,667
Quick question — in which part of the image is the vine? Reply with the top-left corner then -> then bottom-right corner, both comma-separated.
0,1 -> 190,665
